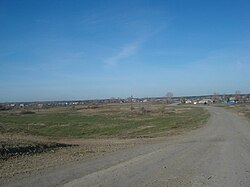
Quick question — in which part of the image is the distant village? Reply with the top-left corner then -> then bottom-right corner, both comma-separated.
0,93 -> 250,111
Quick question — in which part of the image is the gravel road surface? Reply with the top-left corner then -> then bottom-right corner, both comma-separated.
3,106 -> 250,187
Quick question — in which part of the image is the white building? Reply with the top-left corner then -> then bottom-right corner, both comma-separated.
198,99 -> 213,104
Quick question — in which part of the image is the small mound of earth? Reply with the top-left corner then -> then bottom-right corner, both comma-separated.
0,141 -> 77,160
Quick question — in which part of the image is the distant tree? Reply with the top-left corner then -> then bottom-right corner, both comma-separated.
0,105 -> 3,110
180,98 -> 186,104
222,93 -> 227,102
166,92 -> 173,103
235,90 -> 241,102
212,92 -> 220,103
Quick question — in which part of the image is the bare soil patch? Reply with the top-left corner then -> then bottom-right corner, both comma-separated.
0,134 -> 150,184
0,140 -> 76,160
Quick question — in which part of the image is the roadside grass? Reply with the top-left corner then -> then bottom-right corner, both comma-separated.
0,103 -> 209,138
224,104 -> 250,120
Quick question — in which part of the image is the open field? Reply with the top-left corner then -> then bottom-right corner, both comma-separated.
0,103 -> 209,138
0,103 -> 210,184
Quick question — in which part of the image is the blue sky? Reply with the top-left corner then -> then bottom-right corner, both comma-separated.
0,0 -> 250,102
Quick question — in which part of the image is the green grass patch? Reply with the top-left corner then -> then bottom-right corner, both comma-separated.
0,104 -> 210,138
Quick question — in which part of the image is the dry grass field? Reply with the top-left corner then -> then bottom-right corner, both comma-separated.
224,104 -> 250,120
0,103 -> 209,138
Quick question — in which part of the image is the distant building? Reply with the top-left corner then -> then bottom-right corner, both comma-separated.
198,99 -> 213,104
38,104 -> 43,108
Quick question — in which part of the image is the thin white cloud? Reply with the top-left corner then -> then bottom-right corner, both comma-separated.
104,41 -> 139,66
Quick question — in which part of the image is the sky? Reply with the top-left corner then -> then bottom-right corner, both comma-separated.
0,0 -> 250,102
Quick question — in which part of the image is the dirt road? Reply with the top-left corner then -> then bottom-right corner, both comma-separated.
3,106 -> 250,187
